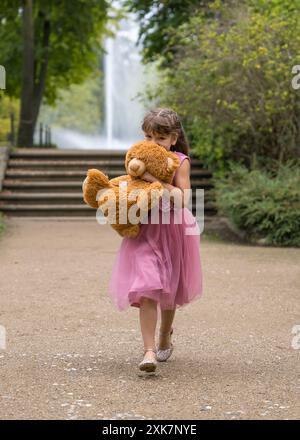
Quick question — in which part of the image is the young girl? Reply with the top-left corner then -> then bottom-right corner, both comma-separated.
108,107 -> 203,373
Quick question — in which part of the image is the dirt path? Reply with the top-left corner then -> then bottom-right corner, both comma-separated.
0,216 -> 299,420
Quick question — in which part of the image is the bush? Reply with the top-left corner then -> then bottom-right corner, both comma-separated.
0,93 -> 19,143
213,159 -> 300,247
145,0 -> 300,175
0,117 -> 10,142
0,212 -> 5,239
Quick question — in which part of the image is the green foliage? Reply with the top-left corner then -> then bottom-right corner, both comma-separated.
39,70 -> 104,134
0,0 -> 110,105
0,92 -> 19,142
0,212 -> 5,238
123,0 -> 213,67
213,159 -> 300,247
141,0 -> 300,174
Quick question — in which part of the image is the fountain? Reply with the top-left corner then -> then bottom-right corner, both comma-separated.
49,6 -> 151,150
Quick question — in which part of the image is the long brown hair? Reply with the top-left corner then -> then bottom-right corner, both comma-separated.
141,107 -> 190,156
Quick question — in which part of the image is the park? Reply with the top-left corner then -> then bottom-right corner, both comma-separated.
0,0 -> 299,423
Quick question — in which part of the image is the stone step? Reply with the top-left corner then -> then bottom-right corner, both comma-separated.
0,192 -> 85,204
8,159 -> 127,169
2,180 -> 85,192
0,204 -> 96,216
0,202 -> 217,217
5,168 -> 212,180
0,191 -> 215,205
9,148 -> 202,160
2,148 -> 216,217
2,178 -> 214,192
8,158 -> 205,169
9,148 -> 131,159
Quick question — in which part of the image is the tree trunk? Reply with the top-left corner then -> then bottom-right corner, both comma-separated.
17,0 -> 34,148
33,17 -> 51,130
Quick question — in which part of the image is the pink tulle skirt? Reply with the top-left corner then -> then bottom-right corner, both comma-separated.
108,199 -> 203,311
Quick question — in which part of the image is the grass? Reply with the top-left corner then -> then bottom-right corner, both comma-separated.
202,222 -> 252,246
0,212 -> 6,239
202,230 -> 223,242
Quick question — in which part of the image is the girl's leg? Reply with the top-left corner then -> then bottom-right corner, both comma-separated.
159,308 -> 176,349
139,296 -> 158,361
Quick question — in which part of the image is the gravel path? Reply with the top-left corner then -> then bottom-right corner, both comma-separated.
0,216 -> 299,420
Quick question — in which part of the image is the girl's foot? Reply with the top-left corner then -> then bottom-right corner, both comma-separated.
138,348 -> 157,372
158,328 -> 173,350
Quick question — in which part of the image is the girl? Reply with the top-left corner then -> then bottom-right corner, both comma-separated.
108,107 -> 203,373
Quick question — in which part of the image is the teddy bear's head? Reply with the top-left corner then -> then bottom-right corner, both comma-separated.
125,140 -> 181,183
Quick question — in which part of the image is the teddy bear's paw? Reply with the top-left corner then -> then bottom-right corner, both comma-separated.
119,225 -> 140,238
82,169 -> 111,209
87,168 -> 110,187
82,177 -> 99,209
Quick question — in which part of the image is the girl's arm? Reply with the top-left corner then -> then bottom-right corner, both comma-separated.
141,160 -> 191,208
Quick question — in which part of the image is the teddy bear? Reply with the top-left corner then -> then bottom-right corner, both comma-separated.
82,140 -> 181,238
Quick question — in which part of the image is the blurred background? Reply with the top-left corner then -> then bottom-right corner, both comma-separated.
0,0 -> 153,150
0,0 -> 299,245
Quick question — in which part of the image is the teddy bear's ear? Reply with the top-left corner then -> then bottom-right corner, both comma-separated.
166,157 -> 174,172
166,153 -> 180,172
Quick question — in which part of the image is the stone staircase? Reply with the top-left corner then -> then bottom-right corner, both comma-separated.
0,148 -> 217,217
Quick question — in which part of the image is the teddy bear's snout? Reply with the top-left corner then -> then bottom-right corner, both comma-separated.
128,158 -> 146,176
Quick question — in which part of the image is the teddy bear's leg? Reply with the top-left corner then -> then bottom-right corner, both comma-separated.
118,224 -> 140,238
82,169 -> 110,209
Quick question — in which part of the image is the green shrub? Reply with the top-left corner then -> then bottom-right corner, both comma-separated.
0,93 -> 19,143
213,159 -> 300,247
0,117 -> 10,142
145,0 -> 300,174
0,212 -> 5,238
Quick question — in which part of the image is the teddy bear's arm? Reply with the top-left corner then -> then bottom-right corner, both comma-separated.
82,168 -> 111,209
136,181 -> 164,213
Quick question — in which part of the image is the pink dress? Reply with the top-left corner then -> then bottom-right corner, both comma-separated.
108,151 -> 203,311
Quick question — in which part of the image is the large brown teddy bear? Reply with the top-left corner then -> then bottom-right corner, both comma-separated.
82,140 -> 181,238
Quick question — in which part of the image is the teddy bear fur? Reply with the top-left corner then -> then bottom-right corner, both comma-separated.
82,140 -> 181,238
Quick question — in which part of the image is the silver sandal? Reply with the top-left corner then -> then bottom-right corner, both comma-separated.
156,328 -> 174,362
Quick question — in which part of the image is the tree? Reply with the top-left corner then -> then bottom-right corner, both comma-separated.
0,0 -> 110,147
18,0 -> 34,147
123,0 -> 216,67
141,0 -> 300,173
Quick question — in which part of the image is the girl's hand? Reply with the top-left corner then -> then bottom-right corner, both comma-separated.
141,171 -> 158,183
